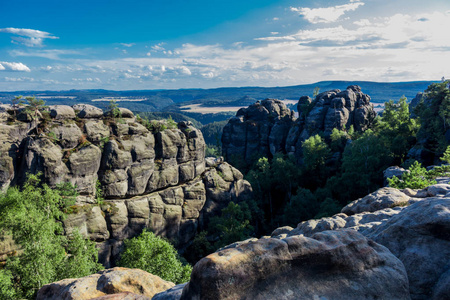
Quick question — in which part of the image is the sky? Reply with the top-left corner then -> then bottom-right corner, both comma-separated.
0,0 -> 450,91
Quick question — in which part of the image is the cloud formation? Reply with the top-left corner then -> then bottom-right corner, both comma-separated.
0,61 -> 31,72
291,1 -> 364,23
0,27 -> 58,47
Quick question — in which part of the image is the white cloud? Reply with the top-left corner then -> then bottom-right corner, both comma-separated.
10,49 -> 80,60
151,43 -> 166,51
120,43 -> 135,47
0,61 -> 31,72
0,27 -> 58,47
291,1 -> 364,24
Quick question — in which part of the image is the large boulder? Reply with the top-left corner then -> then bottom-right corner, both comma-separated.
73,104 -> 104,118
366,198 -> 450,300
49,105 -> 76,119
36,268 -> 174,300
341,187 -> 410,215
181,230 -> 410,300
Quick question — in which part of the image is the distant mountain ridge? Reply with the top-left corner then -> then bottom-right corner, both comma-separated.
0,80 -> 435,113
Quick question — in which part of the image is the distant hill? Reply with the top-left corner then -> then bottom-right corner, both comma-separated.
0,81 -> 435,113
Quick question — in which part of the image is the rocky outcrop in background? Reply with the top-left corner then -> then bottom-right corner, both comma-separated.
222,86 -> 376,165
0,104 -> 252,265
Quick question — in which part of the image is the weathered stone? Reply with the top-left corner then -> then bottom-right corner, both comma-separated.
181,230 -> 410,300
49,105 -> 75,119
36,267 -> 174,300
367,198 -> 450,299
73,104 -> 104,118
153,283 -> 186,300
49,123 -> 83,149
342,187 -> 410,215
85,120 -> 110,143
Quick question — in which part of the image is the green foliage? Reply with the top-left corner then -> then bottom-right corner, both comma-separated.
205,145 -> 221,158
209,202 -> 254,249
388,161 -> 437,189
95,179 -> 105,205
201,120 -> 227,146
312,87 -> 320,98
23,96 -> 46,120
0,269 -> 17,300
302,134 -> 331,170
315,197 -> 342,219
282,188 -> 318,227
184,231 -> 214,264
440,145 -> 450,164
377,97 -> 419,163
330,128 -> 351,152
166,115 -> 177,129
118,230 -> 192,284
415,81 -> 450,153
108,100 -> 121,119
0,174 -> 102,299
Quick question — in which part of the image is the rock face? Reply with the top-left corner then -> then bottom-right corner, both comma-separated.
181,230 -> 410,300
36,267 -> 173,300
178,184 -> 449,300
0,105 -> 252,266
221,99 -> 295,164
277,185 -> 450,300
367,198 -> 450,300
222,86 -> 376,165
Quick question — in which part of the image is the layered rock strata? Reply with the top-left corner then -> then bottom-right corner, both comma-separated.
0,104 -> 252,265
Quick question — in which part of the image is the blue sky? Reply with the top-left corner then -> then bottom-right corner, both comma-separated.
1,0 -> 450,91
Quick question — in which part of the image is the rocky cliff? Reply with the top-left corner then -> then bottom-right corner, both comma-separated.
181,184 -> 450,300
222,85 -> 376,165
40,182 -> 450,299
0,104 -> 252,265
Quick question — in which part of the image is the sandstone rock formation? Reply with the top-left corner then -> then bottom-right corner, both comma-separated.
36,267 -> 173,300
221,99 -> 295,165
178,184 -> 449,300
222,86 -> 376,165
181,230 -> 410,300
0,105 -> 252,265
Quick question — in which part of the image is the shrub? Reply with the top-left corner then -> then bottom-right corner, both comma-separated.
118,230 -> 192,284
388,161 -> 436,189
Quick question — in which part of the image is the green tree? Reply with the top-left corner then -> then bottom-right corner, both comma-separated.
329,130 -> 392,203
209,202 -> 253,249
377,97 -> 419,163
0,174 -> 103,299
107,100 -> 121,119
118,230 -> 192,284
24,96 -> 46,120
282,188 -> 319,227
302,134 -> 331,170
415,81 -> 450,153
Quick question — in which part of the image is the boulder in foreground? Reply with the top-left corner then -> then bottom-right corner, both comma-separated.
181,230 -> 410,300
36,267 -> 174,300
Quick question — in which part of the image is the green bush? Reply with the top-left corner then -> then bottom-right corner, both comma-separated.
118,230 -> 192,284
388,161 -> 436,189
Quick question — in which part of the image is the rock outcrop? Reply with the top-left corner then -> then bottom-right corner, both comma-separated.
221,99 -> 295,164
181,230 -> 410,300
222,86 -> 376,165
0,105 -> 252,265
179,184 -> 449,300
36,267 -> 173,300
